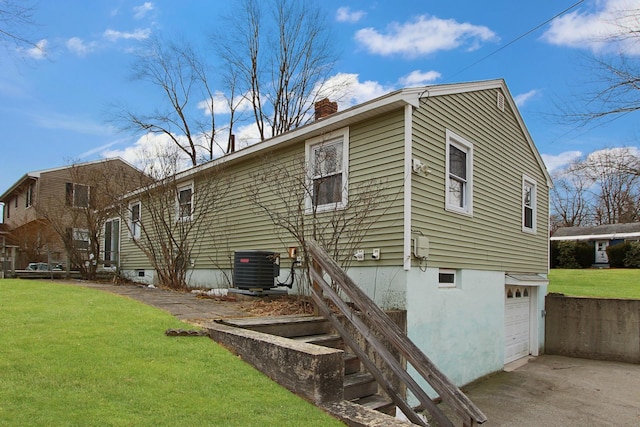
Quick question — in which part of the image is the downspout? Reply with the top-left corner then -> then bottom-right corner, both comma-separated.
403,104 -> 413,271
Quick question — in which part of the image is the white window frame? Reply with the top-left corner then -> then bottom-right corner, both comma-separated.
522,175 -> 537,234
25,183 -> 34,208
438,268 -> 458,289
129,201 -> 141,240
104,217 -> 120,269
176,182 -> 194,221
445,129 -> 473,216
305,127 -> 349,213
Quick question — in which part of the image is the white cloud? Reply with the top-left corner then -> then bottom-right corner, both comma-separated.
355,15 -> 498,57
514,89 -> 539,107
66,37 -> 96,56
197,91 -> 254,116
398,70 -> 441,86
133,2 -> 154,20
103,28 -> 151,42
25,39 -> 48,59
102,133 -> 194,174
542,0 -> 640,55
542,150 -> 582,173
316,72 -> 393,109
336,7 -> 366,23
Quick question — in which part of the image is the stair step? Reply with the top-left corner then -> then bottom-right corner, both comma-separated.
344,371 -> 378,400
344,353 -> 360,375
291,333 -> 343,349
218,315 -> 332,338
352,394 -> 396,416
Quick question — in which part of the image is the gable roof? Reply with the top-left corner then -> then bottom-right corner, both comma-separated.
176,79 -> 551,188
0,157 -> 140,202
551,223 -> 640,241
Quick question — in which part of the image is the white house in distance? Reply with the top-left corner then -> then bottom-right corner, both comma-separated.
551,222 -> 640,266
111,79 -> 551,391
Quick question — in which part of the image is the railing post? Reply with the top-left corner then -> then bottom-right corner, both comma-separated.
311,259 -> 322,316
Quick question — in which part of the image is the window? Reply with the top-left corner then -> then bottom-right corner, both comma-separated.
176,183 -> 193,221
522,176 -> 537,233
305,128 -> 349,212
129,201 -> 141,239
69,228 -> 90,251
104,218 -> 120,268
438,269 -> 457,288
65,183 -> 90,208
5,199 -> 9,219
445,130 -> 473,215
25,183 -> 34,208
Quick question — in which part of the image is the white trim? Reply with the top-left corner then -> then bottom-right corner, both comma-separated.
176,181 -> 194,221
522,174 -> 537,234
304,127 -> 349,213
551,232 -> 640,241
404,104 -> 413,271
129,201 -> 141,240
445,129 -> 473,216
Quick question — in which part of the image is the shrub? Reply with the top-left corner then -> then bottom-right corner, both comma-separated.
575,241 -> 595,268
555,241 -> 581,269
607,242 -> 632,268
624,241 -> 640,268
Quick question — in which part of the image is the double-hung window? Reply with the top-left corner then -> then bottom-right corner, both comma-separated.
66,183 -> 90,208
522,175 -> 537,233
129,201 -> 141,239
25,183 -> 34,208
305,128 -> 349,212
445,130 -> 473,215
177,183 -> 193,221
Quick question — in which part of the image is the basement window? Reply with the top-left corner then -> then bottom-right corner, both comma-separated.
438,269 -> 457,288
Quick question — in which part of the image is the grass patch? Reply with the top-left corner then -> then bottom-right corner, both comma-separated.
548,269 -> 640,299
0,280 -> 343,426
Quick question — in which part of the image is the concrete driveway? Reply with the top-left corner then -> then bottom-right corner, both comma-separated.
458,355 -> 640,426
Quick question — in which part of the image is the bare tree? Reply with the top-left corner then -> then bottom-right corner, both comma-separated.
557,147 -> 640,225
550,170 -> 590,231
37,160 -> 144,279
113,36 -> 219,166
247,150 -> 390,293
117,147 -> 230,290
217,0 -> 340,142
0,1 -> 39,52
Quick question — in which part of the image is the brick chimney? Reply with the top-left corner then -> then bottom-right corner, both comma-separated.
314,98 -> 338,120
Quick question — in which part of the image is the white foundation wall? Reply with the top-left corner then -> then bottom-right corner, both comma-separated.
406,268 -> 506,399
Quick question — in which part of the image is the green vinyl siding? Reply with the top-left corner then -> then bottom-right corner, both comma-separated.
411,88 -> 549,273
119,109 -> 408,273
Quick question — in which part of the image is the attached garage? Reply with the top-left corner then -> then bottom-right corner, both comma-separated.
504,274 -> 548,365
505,285 -> 531,363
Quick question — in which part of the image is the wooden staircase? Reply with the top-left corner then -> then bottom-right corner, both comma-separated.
218,314 -> 396,416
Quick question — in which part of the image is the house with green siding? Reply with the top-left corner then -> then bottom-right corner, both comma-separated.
111,79 -> 551,390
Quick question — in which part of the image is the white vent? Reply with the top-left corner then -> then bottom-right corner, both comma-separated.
497,92 -> 505,112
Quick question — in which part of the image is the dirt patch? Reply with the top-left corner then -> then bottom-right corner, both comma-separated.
244,296 -> 316,316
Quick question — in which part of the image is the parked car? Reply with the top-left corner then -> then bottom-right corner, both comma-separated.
26,262 -> 63,271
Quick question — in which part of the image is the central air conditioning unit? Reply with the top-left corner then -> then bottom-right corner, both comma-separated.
233,250 -> 280,290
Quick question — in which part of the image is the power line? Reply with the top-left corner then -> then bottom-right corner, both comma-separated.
453,0 -> 585,77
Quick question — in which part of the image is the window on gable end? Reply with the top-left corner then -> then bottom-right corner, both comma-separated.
305,127 -> 349,213
65,183 -> 90,208
445,130 -> 473,215
523,175 -> 537,233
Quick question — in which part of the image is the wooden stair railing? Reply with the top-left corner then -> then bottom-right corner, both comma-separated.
307,240 -> 487,427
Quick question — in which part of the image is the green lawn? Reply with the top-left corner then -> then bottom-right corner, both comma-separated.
548,269 -> 640,299
0,280 -> 343,427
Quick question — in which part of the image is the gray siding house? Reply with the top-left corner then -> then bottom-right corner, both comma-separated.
114,79 -> 551,390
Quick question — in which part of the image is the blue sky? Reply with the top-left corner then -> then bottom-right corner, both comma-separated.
1,0 -> 639,199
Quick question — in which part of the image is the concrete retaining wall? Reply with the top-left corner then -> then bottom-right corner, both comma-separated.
205,322 -> 345,405
545,294 -> 640,364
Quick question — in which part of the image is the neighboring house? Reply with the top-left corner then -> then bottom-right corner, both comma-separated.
0,223 -> 17,278
551,223 -> 640,266
0,158 -> 144,270
113,79 -> 551,391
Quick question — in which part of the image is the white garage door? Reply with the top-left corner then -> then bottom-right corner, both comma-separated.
504,286 -> 531,364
